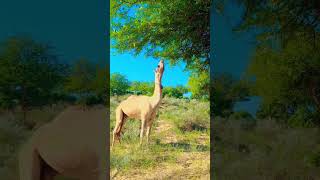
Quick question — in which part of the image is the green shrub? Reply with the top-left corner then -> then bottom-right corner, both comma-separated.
229,111 -> 256,131
162,99 -> 210,132
287,106 -> 315,128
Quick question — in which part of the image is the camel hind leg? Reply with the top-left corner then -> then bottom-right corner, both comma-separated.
19,140 -> 41,180
112,106 -> 125,148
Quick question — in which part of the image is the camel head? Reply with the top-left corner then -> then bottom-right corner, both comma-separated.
154,59 -> 164,84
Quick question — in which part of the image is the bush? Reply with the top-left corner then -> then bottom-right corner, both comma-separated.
161,98 -> 209,132
308,151 -> 320,167
287,106 -> 315,128
229,111 -> 256,131
77,94 -> 103,106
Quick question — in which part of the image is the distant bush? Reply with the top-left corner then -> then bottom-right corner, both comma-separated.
160,97 -> 209,132
110,73 -> 130,96
229,111 -> 256,131
308,150 -> 320,167
287,106 -> 315,128
83,95 -> 104,106
162,86 -> 188,99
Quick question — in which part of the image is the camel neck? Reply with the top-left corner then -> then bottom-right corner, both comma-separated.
152,82 -> 162,100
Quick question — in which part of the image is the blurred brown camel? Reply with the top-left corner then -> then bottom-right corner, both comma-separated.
112,59 -> 165,147
19,105 -> 107,180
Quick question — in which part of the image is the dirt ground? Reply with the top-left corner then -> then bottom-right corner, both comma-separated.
111,119 -> 210,180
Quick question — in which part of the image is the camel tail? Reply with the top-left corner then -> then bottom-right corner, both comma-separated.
19,139 -> 41,180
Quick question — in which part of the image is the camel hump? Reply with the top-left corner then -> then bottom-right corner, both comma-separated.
127,95 -> 137,99
116,105 -> 123,113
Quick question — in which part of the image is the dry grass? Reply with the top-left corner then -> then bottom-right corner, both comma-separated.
213,117 -> 320,179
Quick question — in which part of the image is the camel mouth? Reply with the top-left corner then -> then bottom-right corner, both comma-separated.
156,60 -> 164,73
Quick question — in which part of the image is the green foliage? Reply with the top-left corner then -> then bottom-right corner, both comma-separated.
129,81 -> 153,95
229,0 -> 320,126
248,36 -> 320,123
287,106 -> 315,128
162,85 -> 188,99
111,0 -> 210,69
110,73 -> 130,95
0,37 -> 67,111
233,0 -> 320,44
307,146 -> 320,168
111,72 -> 189,98
65,59 -> 107,105
229,111 -> 256,130
211,73 -> 250,117
65,59 -> 96,94
188,71 -> 210,99
92,65 -> 108,103
111,0 -> 211,97
229,111 -> 253,120
160,97 -> 210,132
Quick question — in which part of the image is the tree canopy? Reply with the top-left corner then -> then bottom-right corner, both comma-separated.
129,81 -> 153,95
110,73 -> 130,95
163,85 -> 188,99
228,0 -> 320,125
111,0 -> 210,68
65,59 -> 107,105
0,37 -> 67,111
211,73 -> 250,117
111,0 -> 211,98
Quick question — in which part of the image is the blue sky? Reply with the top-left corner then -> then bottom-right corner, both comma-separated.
110,52 -> 190,87
1,0 -> 260,114
0,0 -> 106,64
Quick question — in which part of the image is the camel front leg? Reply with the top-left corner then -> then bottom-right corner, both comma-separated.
112,107 -> 125,148
146,120 -> 154,144
140,118 -> 146,146
146,125 -> 152,144
146,111 -> 156,144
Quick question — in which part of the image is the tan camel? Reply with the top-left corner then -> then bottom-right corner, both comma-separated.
112,59 -> 165,147
19,105 -> 107,180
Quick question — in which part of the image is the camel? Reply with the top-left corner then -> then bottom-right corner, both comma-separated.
19,105 -> 107,180
112,59 -> 165,147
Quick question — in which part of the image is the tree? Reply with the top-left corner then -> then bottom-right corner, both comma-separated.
227,0 -> 320,125
65,59 -> 96,96
64,59 -> 108,105
129,81 -> 153,95
188,71 -> 210,99
211,73 -> 250,117
232,0 -> 320,45
163,85 -> 188,99
248,36 -> 320,123
92,65 -> 108,103
110,73 -> 130,95
0,37 -> 67,121
111,0 -> 211,95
